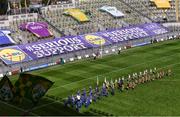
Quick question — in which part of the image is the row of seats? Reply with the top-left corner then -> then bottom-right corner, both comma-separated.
4,0 -> 170,45
0,0 -> 178,46
41,0 -> 151,36
0,16 -> 61,45
123,0 -> 176,22
0,0 -> 178,69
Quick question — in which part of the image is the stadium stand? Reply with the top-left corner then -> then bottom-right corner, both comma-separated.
123,0 -> 176,22
0,30 -> 15,47
41,0 -> 151,36
0,13 -> 61,45
0,0 -> 179,77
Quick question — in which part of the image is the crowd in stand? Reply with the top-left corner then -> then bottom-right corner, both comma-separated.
64,67 -> 172,111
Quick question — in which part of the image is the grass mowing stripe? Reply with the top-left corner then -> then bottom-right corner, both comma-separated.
48,53 -> 180,92
0,100 -> 38,116
3,40 -> 180,116
40,44 -> 180,88
41,61 -> 180,107
28,40 -> 180,75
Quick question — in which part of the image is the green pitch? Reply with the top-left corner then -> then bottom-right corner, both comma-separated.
1,39 -> 180,116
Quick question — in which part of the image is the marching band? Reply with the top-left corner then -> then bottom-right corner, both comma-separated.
64,67 -> 172,111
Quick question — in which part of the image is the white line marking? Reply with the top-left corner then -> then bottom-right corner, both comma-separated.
0,100 -> 39,116
48,53 -> 180,91
32,100 -> 60,110
34,62 -> 180,111
31,96 -> 63,111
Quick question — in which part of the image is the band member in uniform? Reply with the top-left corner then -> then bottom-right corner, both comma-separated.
138,73 -> 142,84
106,81 -> 110,90
141,75 -> 145,84
118,78 -> 124,92
126,82 -> 130,90
95,85 -> 101,99
161,70 -> 165,78
144,73 -> 148,83
101,83 -> 108,97
153,67 -> 157,74
152,73 -> 155,81
131,80 -> 136,89
156,71 -> 160,79
114,79 -> 118,88
134,73 -> 138,85
121,77 -> 125,91
149,69 -> 154,81
159,70 -> 163,79
126,76 -> 131,90
167,68 -> 172,76
147,73 -> 151,82
110,80 -> 115,95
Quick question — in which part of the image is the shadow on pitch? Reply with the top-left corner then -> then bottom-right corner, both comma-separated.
2,96 -> 94,116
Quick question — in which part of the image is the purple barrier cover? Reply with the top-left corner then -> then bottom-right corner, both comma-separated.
0,23 -> 168,65
19,22 -> 53,38
98,23 -> 168,43
19,36 -> 93,59
0,30 -> 15,45
19,23 -> 168,60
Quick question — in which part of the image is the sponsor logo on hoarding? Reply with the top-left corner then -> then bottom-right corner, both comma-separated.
0,48 -> 25,62
84,35 -> 106,45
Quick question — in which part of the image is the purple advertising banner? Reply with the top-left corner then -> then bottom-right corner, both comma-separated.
0,30 -> 15,45
19,36 -> 92,59
19,23 -> 168,60
98,23 -> 168,43
0,23 -> 168,65
19,22 -> 53,38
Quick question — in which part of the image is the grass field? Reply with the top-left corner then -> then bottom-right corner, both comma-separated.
0,39 -> 180,116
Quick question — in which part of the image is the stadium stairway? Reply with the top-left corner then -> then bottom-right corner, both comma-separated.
39,14 -> 66,37
119,0 -> 154,22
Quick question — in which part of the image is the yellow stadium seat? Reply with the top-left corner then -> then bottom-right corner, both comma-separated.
150,0 -> 171,8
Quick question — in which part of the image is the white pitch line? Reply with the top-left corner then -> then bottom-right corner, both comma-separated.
11,46 -> 180,82
48,53 -> 180,92
26,44 -> 180,75
48,53 -> 180,87
0,100 -> 39,116
34,62 -> 180,111
31,96 -> 63,111
32,100 -> 60,110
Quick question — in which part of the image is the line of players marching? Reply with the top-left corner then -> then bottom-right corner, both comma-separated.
64,68 -> 172,111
